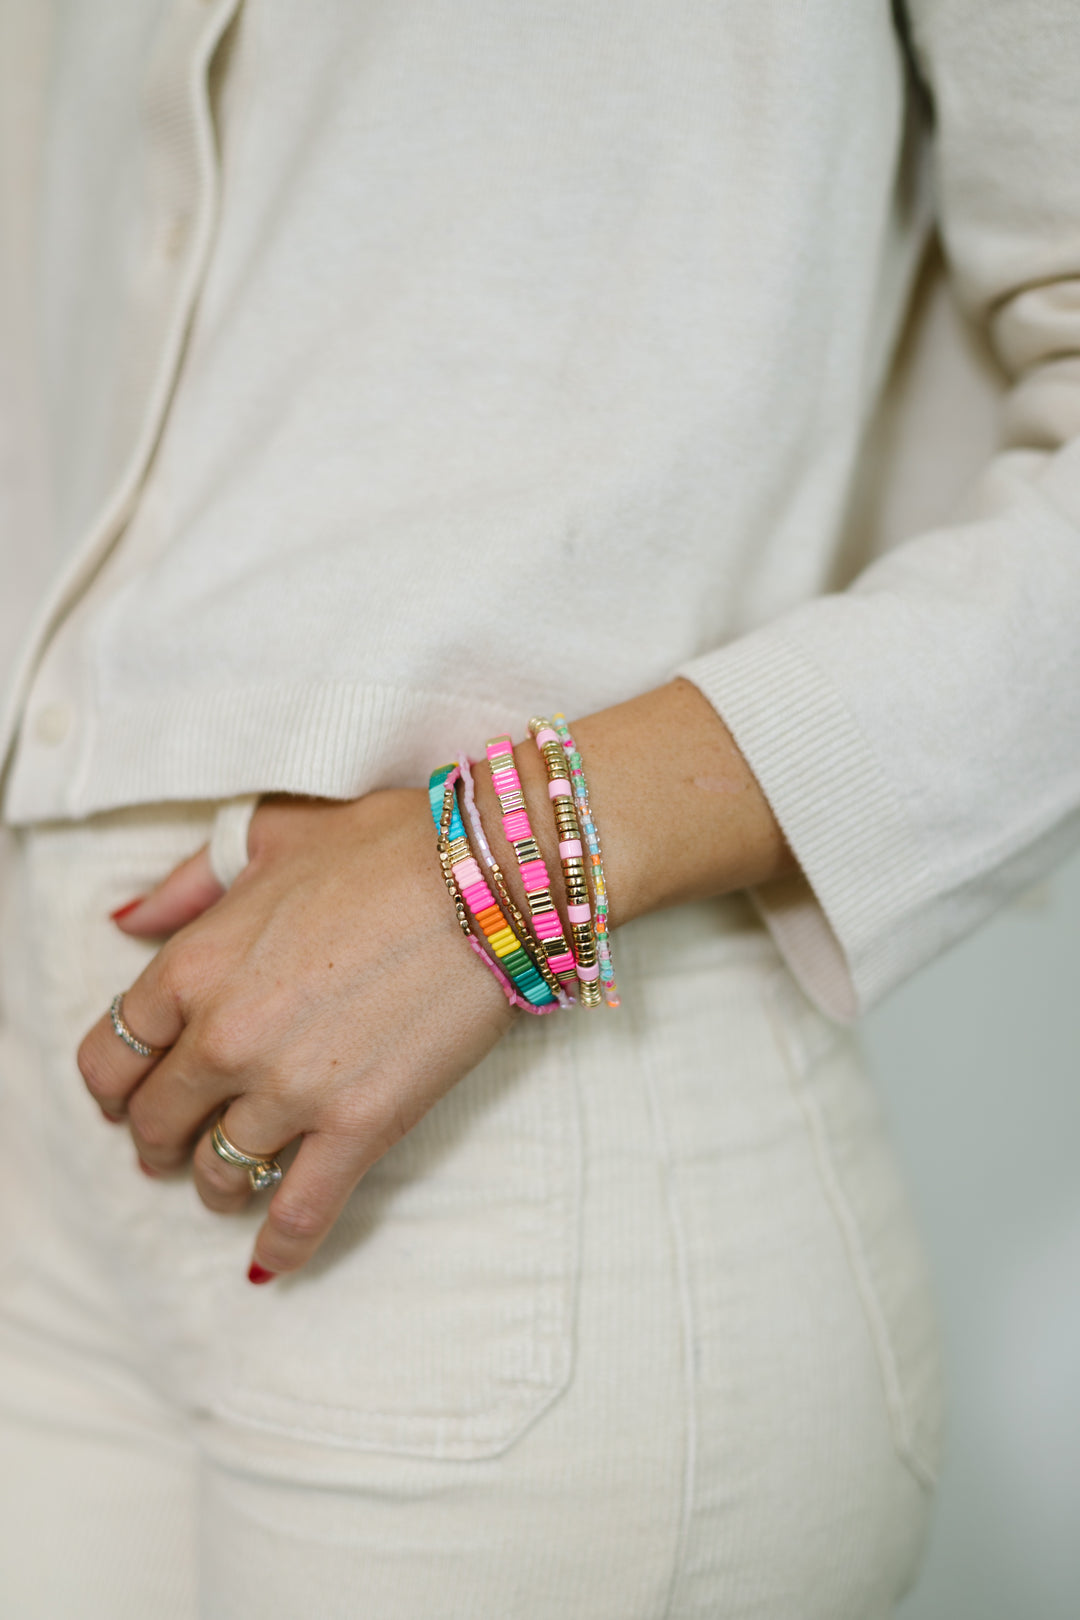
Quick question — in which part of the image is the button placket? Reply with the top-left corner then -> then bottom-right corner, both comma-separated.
1,0 -> 243,822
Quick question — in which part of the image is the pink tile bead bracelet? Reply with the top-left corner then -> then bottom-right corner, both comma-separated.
485,735 -> 578,991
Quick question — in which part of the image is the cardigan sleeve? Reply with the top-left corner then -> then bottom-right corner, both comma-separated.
677,0 -> 1080,1022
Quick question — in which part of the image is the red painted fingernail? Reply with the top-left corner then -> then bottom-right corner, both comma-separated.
248,1263 -> 276,1285
110,898 -> 145,922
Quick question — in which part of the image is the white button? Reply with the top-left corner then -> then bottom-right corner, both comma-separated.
159,212 -> 191,261
34,703 -> 74,746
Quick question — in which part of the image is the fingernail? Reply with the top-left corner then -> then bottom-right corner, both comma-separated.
110,898 -> 145,922
101,1109 -> 125,1125
138,1159 -> 160,1178
248,1263 -> 276,1285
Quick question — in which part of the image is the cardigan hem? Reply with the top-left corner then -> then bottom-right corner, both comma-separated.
2,680 -> 524,825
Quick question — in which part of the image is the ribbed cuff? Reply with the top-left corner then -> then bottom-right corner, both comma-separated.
677,628 -> 939,1019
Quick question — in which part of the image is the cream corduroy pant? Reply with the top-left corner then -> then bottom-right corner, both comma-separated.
0,807 -> 941,1618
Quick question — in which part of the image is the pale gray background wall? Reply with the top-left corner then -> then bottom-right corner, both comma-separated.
867,850 -> 1080,1618
841,247 -> 1080,1618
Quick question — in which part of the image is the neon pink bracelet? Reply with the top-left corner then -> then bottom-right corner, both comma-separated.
485,735 -> 578,990
458,759 -> 574,1009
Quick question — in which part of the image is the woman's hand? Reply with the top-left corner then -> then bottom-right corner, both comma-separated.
75,680 -> 795,1283
76,791 -> 515,1281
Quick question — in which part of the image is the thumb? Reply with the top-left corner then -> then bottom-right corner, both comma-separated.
111,845 -> 226,937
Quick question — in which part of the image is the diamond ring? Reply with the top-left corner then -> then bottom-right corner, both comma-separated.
210,1118 -> 283,1193
109,992 -> 166,1060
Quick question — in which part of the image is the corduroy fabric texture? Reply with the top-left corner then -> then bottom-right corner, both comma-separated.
0,807 -> 941,1617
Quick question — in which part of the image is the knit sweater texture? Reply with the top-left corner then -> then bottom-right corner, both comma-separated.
1,0 -> 1078,1019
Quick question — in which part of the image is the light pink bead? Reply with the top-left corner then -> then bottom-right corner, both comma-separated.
576,963 -> 600,983
558,838 -> 583,859
535,727 -> 559,746
455,859 -> 483,888
567,903 -> 592,924
547,778 -> 572,799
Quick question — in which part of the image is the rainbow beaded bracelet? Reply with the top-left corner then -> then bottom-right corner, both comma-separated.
428,764 -> 557,1012
551,714 -> 619,1007
429,766 -> 529,1011
485,736 -> 578,991
457,758 -> 573,1009
529,719 -> 602,1008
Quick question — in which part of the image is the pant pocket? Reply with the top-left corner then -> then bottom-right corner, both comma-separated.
203,1013 -> 582,1460
766,969 -> 945,1489
17,809 -> 583,1464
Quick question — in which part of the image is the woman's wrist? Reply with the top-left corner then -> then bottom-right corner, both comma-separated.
472,679 -> 795,935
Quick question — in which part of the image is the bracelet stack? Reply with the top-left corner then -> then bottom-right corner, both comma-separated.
428,764 -> 558,1013
457,758 -> 572,1009
427,715 -> 620,1016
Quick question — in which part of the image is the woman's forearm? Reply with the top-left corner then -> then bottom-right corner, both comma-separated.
80,677 -> 798,1278
473,677 -> 797,931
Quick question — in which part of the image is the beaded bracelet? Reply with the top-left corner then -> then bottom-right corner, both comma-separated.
429,766 -> 531,1011
529,719 -> 602,1008
457,758 -> 574,1008
428,764 -> 557,1012
550,714 -> 620,1007
485,736 -> 578,990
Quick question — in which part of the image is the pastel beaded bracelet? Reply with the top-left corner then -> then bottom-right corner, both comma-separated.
428,764 -> 557,1012
485,736 -> 578,991
551,714 -> 619,1007
529,719 -> 602,1007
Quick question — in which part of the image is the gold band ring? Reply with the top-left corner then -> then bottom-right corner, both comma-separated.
109,993 -> 165,1060
210,1118 -> 283,1193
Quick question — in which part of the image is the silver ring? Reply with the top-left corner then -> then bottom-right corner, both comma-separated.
109,993 -> 165,1060
210,1118 -> 283,1193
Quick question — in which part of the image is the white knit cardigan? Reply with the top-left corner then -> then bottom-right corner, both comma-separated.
1,0 -> 1078,1021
